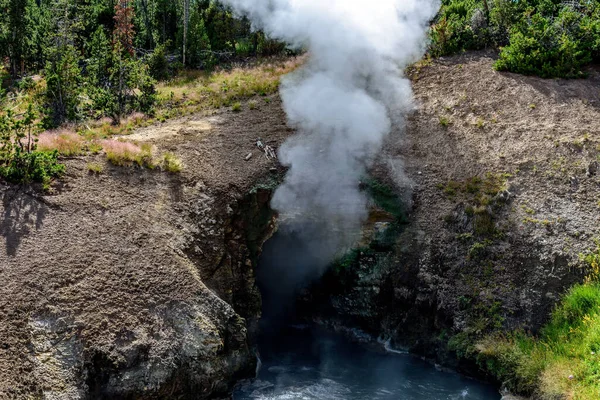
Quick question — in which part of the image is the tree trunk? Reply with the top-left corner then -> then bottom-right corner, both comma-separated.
183,0 -> 189,66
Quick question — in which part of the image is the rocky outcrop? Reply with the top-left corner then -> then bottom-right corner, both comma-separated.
184,182 -> 279,340
0,99 -> 288,399
298,52 -> 600,384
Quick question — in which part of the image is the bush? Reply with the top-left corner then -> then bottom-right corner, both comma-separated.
494,9 -> 596,78
0,105 -> 65,184
430,0 -> 600,78
148,42 -> 170,81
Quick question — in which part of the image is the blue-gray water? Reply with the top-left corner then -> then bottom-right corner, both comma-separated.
233,325 -> 500,400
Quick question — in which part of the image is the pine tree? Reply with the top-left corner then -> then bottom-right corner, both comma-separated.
186,5 -> 211,67
6,0 -> 29,76
24,0 -> 52,71
87,0 -> 155,123
43,0 -> 82,127
110,0 -> 138,121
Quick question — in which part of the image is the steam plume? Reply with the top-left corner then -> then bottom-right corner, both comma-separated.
224,0 -> 439,271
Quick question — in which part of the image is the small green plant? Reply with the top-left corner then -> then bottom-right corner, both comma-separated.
0,105 -> 65,185
232,102 -> 242,112
249,100 -> 258,110
162,152 -> 183,173
456,232 -> 474,242
439,116 -> 451,127
468,239 -> 492,259
87,163 -> 104,174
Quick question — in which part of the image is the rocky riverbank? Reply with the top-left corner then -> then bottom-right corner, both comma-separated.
298,52 -> 600,396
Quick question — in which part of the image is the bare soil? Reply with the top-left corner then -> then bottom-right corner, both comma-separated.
396,52 -> 600,330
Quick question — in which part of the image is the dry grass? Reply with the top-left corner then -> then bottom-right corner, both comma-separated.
156,56 -> 305,111
37,129 -> 86,156
86,162 -> 104,174
101,139 -> 182,172
102,140 -> 147,167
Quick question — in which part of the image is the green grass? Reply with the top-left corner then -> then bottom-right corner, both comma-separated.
86,162 -> 104,174
476,247 -> 600,399
161,152 -> 183,173
156,56 -> 303,112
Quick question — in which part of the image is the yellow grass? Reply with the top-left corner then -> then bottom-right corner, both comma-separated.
156,55 -> 305,111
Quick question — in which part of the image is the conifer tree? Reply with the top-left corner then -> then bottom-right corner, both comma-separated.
43,0 -> 82,127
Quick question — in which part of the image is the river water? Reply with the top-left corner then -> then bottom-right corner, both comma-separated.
235,231 -> 501,400
233,324 -> 500,400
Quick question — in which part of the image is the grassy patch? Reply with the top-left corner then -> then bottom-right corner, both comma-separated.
102,140 -> 157,169
87,163 -> 104,174
474,246 -> 600,399
161,152 -> 183,173
156,56 -> 302,112
37,130 -> 87,156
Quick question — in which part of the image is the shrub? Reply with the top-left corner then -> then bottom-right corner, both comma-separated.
0,105 -> 65,184
161,152 -> 183,173
494,9 -> 595,78
430,0 -> 600,78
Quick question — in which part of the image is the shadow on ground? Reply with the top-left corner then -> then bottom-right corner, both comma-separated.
0,187 -> 48,256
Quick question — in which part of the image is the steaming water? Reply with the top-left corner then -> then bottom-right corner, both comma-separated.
234,231 -> 501,400
233,325 -> 500,400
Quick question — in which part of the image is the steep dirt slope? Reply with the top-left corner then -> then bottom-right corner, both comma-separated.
0,98 -> 288,399
304,51 -> 600,374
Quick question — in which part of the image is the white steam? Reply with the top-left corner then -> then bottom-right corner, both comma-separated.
223,0 -> 439,268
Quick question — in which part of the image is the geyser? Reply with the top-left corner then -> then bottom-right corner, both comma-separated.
222,0 -> 439,272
